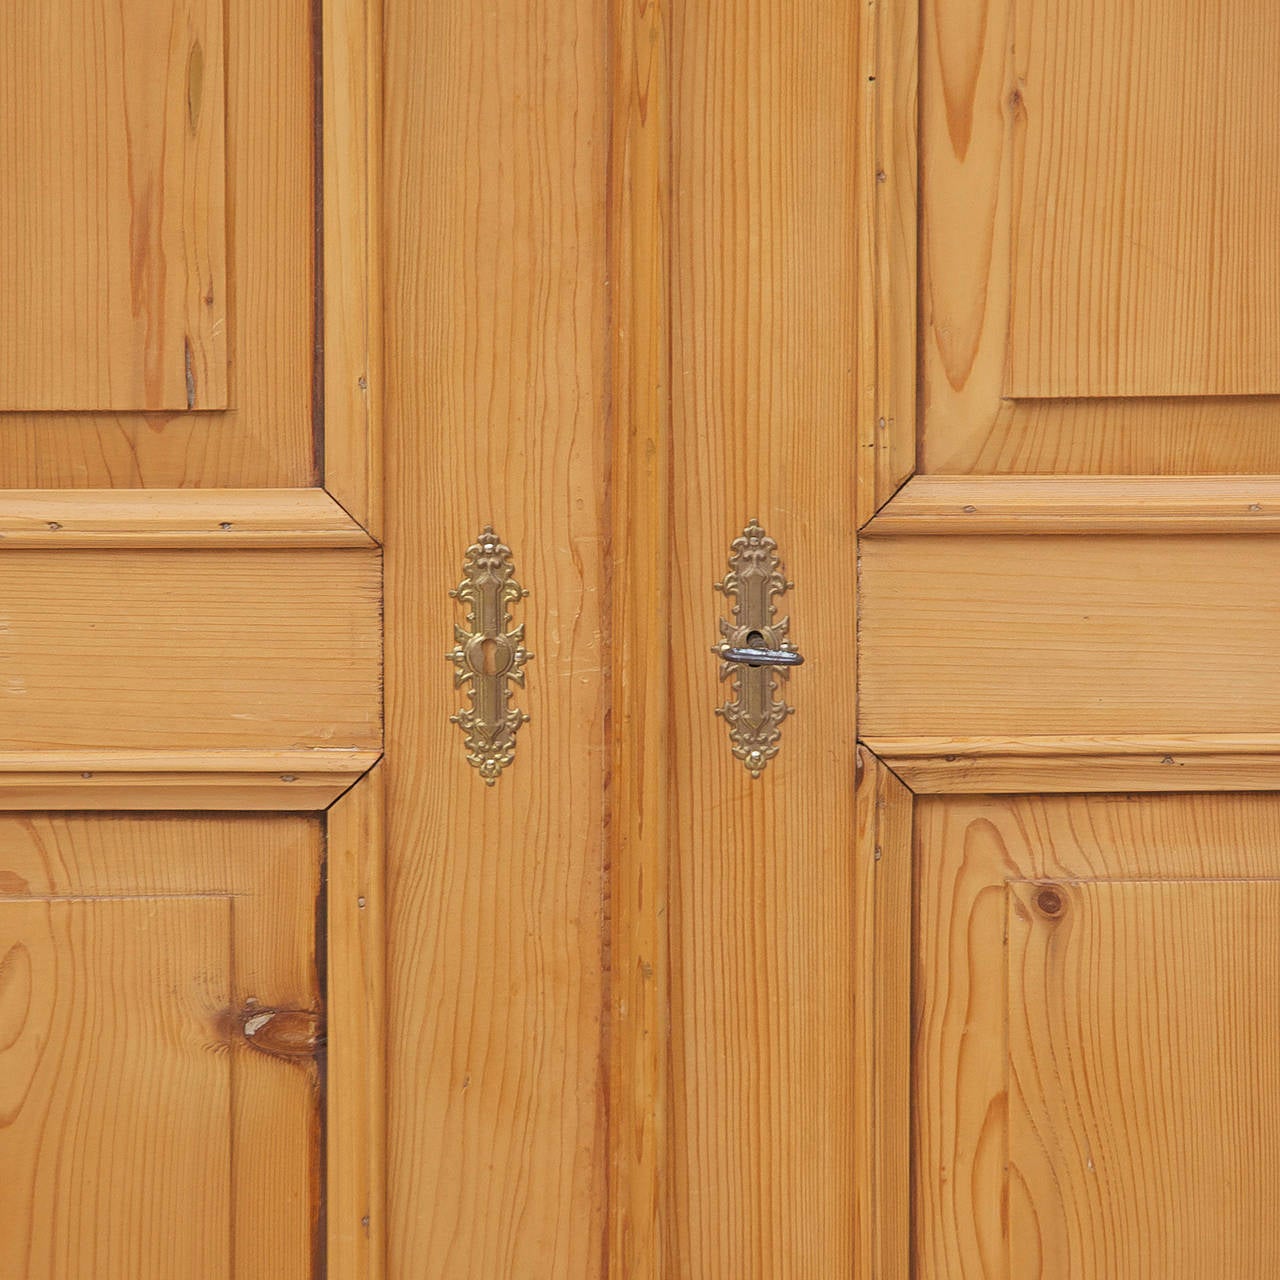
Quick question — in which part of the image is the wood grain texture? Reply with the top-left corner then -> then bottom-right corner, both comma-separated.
608,0 -> 671,1274
915,794 -> 1280,1277
867,475 -> 1280,535
323,0 -> 383,535
667,0 -> 859,1273
382,0 -> 608,1272
0,814 -> 322,1280
860,534 -> 1280,736
867,734 -> 1280,794
0,489 -> 372,547
1009,0 -> 1280,398
1009,878 -> 1280,1278
0,549 -> 380,751
0,0 -> 313,488
857,0 -> 917,523
918,0 -> 1014,475
930,397 -> 1280,476
0,897 -> 233,1278
0,0 -> 226,411
327,764 -> 386,1280
854,749 -> 912,1280
0,749 -> 378,810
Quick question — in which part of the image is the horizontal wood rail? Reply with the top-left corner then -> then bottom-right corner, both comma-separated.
864,475 -> 1280,535
863,736 -> 1280,794
0,488 -> 375,547
0,749 -> 381,809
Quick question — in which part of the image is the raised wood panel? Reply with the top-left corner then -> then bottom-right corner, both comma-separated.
383,0 -> 608,1272
916,794 -> 1280,1277
0,814 -> 323,1280
859,534 -> 1280,735
1009,0 -> 1280,398
0,897 -> 233,1278
0,0 -> 313,489
0,0 -> 227,412
1008,878 -> 1280,1278
914,0 -> 1280,474
667,0 -> 859,1273
0,549 -> 380,751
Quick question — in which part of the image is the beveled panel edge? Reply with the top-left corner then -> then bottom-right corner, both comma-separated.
863,735 -> 1280,794
326,762 -> 387,1280
322,0 -> 383,539
863,475 -> 1280,536
855,0 -> 917,527
0,749 -> 382,810
0,488 -> 375,547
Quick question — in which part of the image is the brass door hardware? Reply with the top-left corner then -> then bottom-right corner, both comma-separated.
446,527 -> 532,784
713,519 -> 803,777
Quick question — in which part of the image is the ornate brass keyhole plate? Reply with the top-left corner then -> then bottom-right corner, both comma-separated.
446,527 -> 532,784
713,520 -> 802,777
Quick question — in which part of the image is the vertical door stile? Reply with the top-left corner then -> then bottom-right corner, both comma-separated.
607,0 -> 674,1274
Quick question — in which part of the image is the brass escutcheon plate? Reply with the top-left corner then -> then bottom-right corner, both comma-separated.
446,527 -> 532,784
713,519 -> 799,777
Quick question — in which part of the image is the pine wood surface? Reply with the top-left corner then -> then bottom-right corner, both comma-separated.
0,489 -> 372,547
0,0 -> 227,412
666,1 -> 860,1273
0,814 -> 323,1280
1008,878 -> 1280,1277
915,794 -> 1280,1277
866,475 -> 1280,534
327,766 -> 386,1279
859,534 -> 1280,736
0,0 -> 314,488
0,549 -> 380,751
382,0 -> 609,1274
608,0 -> 672,1273
853,750 -> 912,1279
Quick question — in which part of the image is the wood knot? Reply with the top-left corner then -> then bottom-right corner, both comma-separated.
1034,886 -> 1064,918
234,1007 -> 323,1061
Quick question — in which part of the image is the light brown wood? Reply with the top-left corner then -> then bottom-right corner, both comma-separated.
866,734 -> 1280,794
0,549 -> 380,751
327,764 -> 386,1280
0,749 -> 377,810
860,534 -> 1280,736
382,0 -> 609,1272
857,0 -> 917,523
0,0 -> 313,489
867,475 -> 1280,535
854,749 -> 912,1280
666,0 -> 859,1273
0,0 -> 227,412
323,0 -> 383,536
1009,0 -> 1280,399
0,897 -> 234,1277
915,794 -> 1280,1277
0,814 -> 323,1279
1008,877 -> 1280,1277
0,489 -> 372,547
608,0 -> 671,1274
931,397 -> 1280,477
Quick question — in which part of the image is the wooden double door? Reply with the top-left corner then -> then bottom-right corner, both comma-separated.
4,0 -> 1280,1276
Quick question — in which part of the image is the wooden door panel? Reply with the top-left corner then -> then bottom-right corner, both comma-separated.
1008,0 -> 1280,399
914,794 -> 1280,1278
859,532 -> 1280,736
0,0 -> 227,412
915,0 -> 1280,472
0,814 -> 323,1280
0,0 -> 315,489
1008,878 -> 1280,1277
0,549 -> 380,752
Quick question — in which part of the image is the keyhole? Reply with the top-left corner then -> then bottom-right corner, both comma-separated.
480,637 -> 501,676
